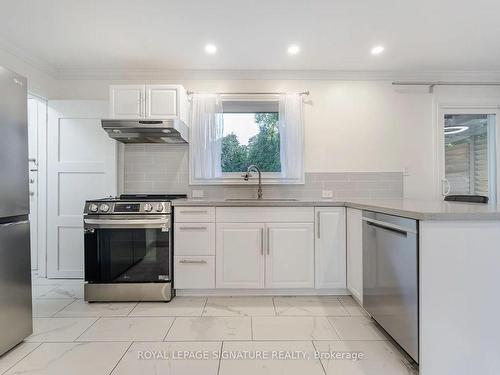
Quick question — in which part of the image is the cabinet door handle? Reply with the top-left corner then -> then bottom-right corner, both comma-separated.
179,260 -> 207,264
180,210 -> 207,214
260,227 -> 264,255
267,227 -> 270,255
139,92 -> 143,117
317,212 -> 321,239
179,226 -> 207,230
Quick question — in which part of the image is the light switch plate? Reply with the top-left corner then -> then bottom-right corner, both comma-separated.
192,190 -> 204,198
322,190 -> 333,198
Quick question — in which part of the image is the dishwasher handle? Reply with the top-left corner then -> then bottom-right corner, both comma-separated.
362,217 -> 416,236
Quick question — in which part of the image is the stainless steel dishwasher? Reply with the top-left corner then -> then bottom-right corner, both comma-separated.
362,211 -> 418,363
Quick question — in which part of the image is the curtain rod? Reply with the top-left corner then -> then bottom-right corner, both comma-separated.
392,81 -> 500,93
186,90 -> 310,96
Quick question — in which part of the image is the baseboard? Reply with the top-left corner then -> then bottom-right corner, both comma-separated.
175,288 -> 350,296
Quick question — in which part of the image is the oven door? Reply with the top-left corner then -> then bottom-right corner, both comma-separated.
84,215 -> 171,283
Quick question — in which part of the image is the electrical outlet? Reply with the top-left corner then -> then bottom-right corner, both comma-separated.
191,190 -> 204,198
322,190 -> 333,198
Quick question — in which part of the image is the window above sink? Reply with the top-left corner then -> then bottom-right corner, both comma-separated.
189,93 -> 305,186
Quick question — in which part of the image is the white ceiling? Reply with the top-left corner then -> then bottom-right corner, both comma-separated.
1,0 -> 500,77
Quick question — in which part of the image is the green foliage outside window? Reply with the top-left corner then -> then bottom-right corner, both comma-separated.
221,113 -> 281,173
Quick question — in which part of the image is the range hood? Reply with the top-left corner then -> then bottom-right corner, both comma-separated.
101,119 -> 189,144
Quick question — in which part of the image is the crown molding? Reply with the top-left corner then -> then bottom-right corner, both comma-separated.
0,38 -> 58,78
56,68 -> 500,82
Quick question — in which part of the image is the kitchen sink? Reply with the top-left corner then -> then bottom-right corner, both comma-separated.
224,198 -> 299,201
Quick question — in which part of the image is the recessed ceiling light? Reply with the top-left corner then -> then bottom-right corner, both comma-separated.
205,43 -> 217,54
287,44 -> 300,55
371,45 -> 385,55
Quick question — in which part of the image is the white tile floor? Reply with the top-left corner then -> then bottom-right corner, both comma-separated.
0,277 -> 418,375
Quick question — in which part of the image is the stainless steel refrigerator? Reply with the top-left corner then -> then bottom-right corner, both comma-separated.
0,66 -> 32,356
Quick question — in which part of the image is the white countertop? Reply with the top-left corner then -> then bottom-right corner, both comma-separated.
172,198 -> 500,220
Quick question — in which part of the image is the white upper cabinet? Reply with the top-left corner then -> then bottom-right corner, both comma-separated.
266,223 -> 314,289
109,85 -> 145,118
109,84 -> 187,120
314,207 -> 347,289
145,85 -> 177,118
346,208 -> 363,303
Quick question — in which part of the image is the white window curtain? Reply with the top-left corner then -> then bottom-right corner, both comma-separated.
279,94 -> 304,181
190,94 -> 224,180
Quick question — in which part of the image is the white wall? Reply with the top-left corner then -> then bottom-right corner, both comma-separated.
0,48 -> 57,98
54,78 -> 434,198
3,39 -> 500,200
51,78 -> 500,200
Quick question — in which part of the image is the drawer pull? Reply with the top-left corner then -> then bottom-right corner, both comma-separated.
179,226 -> 207,230
179,260 -> 207,264
180,210 -> 208,214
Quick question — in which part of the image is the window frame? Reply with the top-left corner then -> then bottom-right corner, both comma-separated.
189,93 -> 304,185
436,104 -> 500,204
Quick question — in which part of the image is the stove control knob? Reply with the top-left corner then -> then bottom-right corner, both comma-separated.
100,204 -> 110,212
156,204 -> 164,212
89,203 -> 99,213
144,203 -> 153,212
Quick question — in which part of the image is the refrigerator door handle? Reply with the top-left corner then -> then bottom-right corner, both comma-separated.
1,220 -> 29,227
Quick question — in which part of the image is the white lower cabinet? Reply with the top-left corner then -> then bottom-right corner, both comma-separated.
216,223 -> 265,289
314,207 -> 347,289
215,222 -> 315,289
346,208 -> 363,303
175,206 -> 348,292
174,256 -> 215,289
266,223 -> 315,288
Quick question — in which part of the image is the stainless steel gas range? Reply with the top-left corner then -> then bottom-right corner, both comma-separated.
83,194 -> 186,302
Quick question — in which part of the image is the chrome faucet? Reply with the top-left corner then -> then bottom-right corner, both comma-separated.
243,165 -> 263,199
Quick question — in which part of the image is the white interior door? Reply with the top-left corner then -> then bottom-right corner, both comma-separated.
47,101 -> 117,278
437,107 -> 500,204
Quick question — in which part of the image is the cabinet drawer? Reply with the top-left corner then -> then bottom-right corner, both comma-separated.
216,207 -> 314,223
175,207 -> 215,222
174,256 -> 215,289
174,223 -> 215,255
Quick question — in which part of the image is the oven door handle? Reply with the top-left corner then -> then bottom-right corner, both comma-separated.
84,218 -> 170,230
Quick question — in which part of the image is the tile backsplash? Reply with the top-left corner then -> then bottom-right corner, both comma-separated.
123,144 -> 189,194
122,144 -> 403,199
